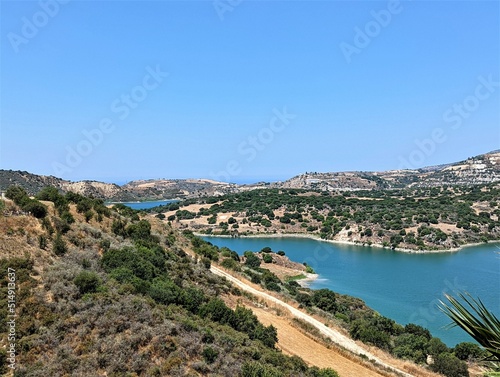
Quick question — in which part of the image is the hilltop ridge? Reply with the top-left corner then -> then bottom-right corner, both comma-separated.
276,150 -> 500,191
1,150 -> 499,201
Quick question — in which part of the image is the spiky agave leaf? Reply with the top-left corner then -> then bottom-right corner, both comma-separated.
439,292 -> 500,362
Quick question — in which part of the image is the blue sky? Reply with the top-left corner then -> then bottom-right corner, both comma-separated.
1,0 -> 499,184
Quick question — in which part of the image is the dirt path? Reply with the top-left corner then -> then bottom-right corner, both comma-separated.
251,306 -> 389,377
211,266 -> 414,377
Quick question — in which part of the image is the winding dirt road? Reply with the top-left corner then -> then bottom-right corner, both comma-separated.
211,266 -> 414,377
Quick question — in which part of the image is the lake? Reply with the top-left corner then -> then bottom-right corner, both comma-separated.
112,199 -> 177,210
202,236 -> 500,347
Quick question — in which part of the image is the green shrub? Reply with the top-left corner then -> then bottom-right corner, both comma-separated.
311,289 -> 337,313
221,258 -> 241,271
149,279 -> 181,305
5,186 -> 29,205
52,234 -> 67,255
74,271 -> 101,295
38,235 -> 47,249
202,346 -> 219,364
431,352 -> 469,377
453,342 -> 486,361
22,199 -> 47,218
244,251 -> 261,269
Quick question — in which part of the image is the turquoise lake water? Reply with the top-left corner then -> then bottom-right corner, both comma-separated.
116,199 -> 177,210
202,236 -> 500,347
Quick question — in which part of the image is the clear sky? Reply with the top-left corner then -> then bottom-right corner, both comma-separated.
1,0 -> 499,184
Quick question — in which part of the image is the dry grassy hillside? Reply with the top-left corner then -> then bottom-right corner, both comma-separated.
0,188 -> 492,377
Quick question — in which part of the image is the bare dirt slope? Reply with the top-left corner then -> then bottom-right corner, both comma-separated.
251,306 -> 389,377
211,266 -> 414,377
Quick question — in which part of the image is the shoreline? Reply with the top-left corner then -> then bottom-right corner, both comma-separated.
198,232 -> 500,254
107,199 -> 178,203
296,272 -> 320,287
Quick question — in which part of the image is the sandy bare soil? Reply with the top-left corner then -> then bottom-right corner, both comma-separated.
211,266 -> 414,377
251,306 -> 390,377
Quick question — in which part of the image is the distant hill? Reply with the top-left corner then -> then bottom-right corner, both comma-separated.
275,150 -> 500,191
0,170 -> 136,201
0,171 -> 239,201
1,150 -> 499,199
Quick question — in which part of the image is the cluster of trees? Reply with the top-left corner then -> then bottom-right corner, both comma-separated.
5,185 -> 47,218
4,185 -> 115,256
295,285 -> 478,377
154,184 -> 500,249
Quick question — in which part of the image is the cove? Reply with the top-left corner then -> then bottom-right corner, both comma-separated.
202,236 -> 500,347
110,199 -> 177,210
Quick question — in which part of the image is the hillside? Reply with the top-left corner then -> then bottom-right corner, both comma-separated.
0,187 -> 489,376
0,171 -> 240,202
0,188 -> 346,376
1,150 -> 499,202
121,178 -> 241,200
153,183 -> 500,252
276,150 -> 500,191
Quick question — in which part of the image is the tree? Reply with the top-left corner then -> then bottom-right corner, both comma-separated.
431,352 -> 469,377
244,251 -> 261,269
199,298 -> 234,324
404,323 -> 431,340
127,220 -> 152,241
254,324 -> 278,348
53,233 -> 67,255
262,254 -> 273,263
428,337 -> 449,356
312,289 -> 337,313
392,333 -> 428,364
22,199 -> 47,218
5,186 -> 29,205
453,342 -> 485,361
202,346 -> 219,364
149,279 -> 181,305
308,368 -> 340,377
74,271 -> 101,294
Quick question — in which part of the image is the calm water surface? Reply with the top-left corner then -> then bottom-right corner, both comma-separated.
115,199 -> 177,210
202,236 -> 500,346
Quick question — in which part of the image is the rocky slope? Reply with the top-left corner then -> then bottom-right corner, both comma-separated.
276,150 -> 500,191
1,150 -> 499,200
0,171 -> 237,202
